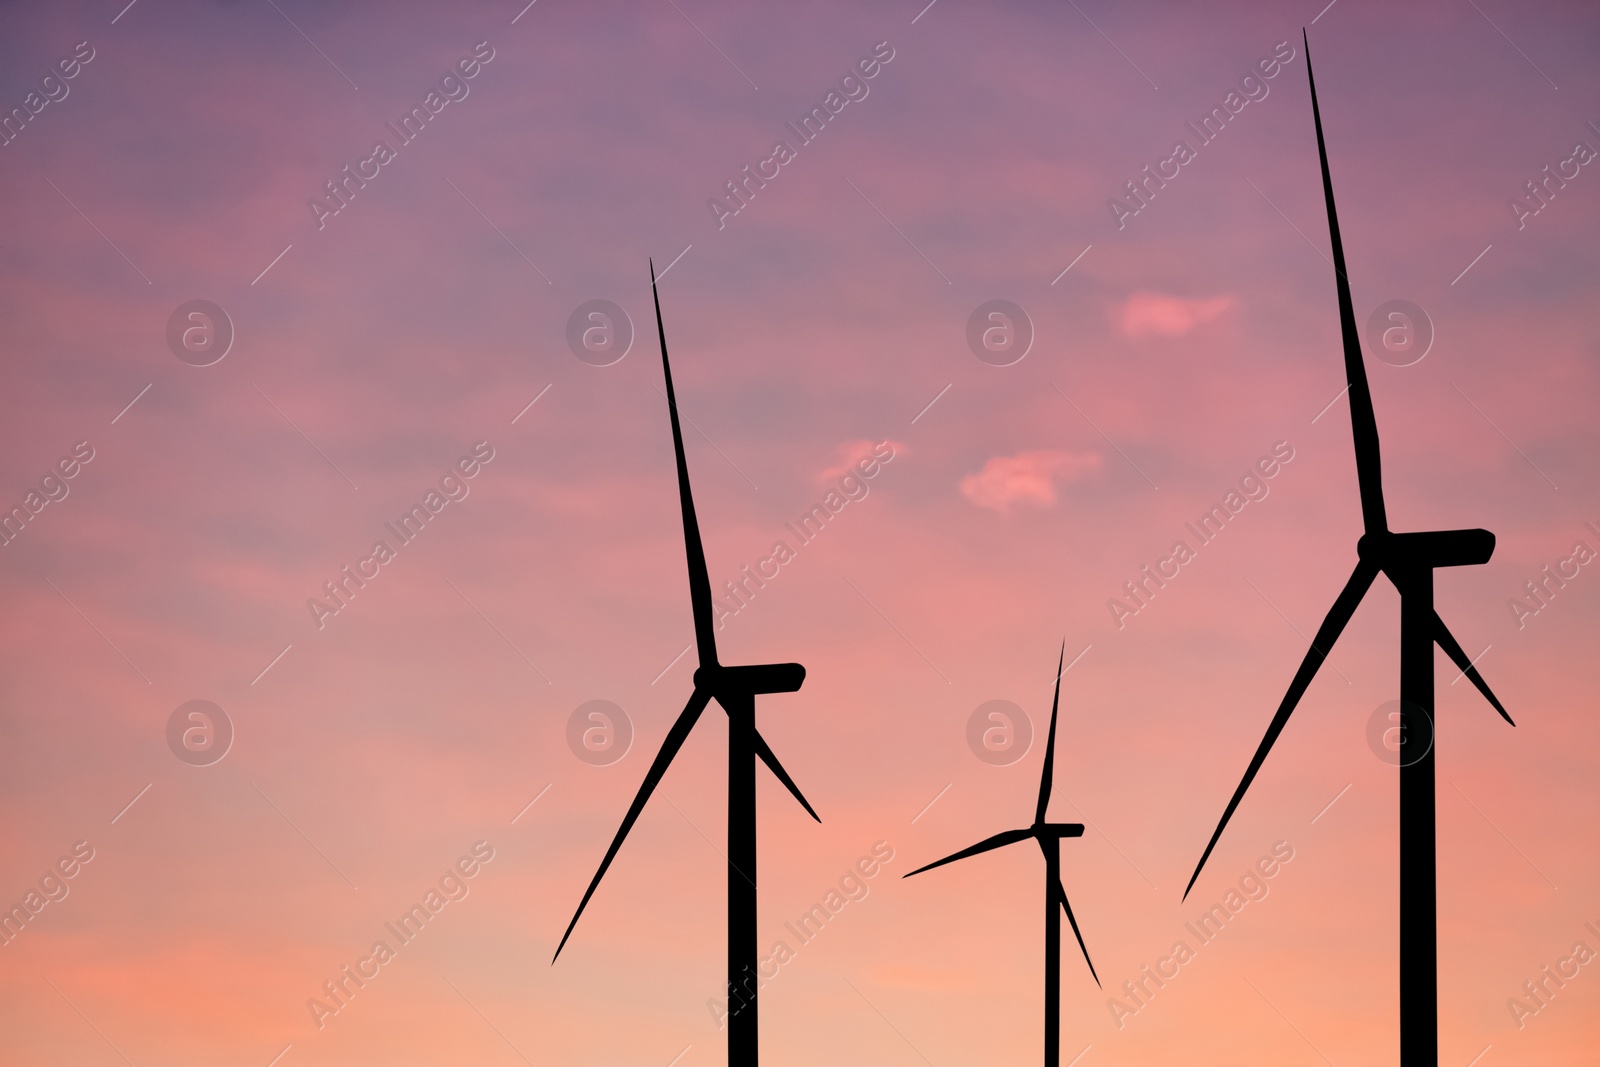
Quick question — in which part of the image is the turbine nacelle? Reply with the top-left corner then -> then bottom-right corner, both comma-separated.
1358,529 -> 1496,571
695,662 -> 807,696
1033,822 -> 1085,840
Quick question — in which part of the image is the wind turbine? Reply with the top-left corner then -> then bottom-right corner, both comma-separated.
904,644 -> 1100,1067
553,262 -> 820,1067
1183,32 -> 1515,1067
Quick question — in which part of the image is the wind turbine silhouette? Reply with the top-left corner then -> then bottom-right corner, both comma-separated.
905,644 -> 1100,1067
553,262 -> 820,1067
1183,32 -> 1515,1067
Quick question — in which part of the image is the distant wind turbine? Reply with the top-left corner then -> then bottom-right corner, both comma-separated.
1183,32 -> 1515,1067
905,643 -> 1099,1067
554,262 -> 820,1067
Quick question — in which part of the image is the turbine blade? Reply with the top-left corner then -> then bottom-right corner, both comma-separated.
1434,612 -> 1515,726
650,260 -> 719,669
1055,879 -> 1100,988
1036,640 -> 1067,825
553,686 -> 713,961
1304,31 -> 1387,536
754,729 -> 820,822
1183,557 -> 1380,900
903,827 -> 1033,878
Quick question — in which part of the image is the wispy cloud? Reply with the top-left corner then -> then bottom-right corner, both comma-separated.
960,450 -> 1101,512
1113,292 -> 1236,338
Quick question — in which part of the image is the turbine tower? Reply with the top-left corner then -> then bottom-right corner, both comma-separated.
554,262 -> 820,1067
905,644 -> 1100,1067
1183,32 -> 1515,1067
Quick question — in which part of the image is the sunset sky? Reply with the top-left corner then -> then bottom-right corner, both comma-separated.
1,1 -> 1597,1064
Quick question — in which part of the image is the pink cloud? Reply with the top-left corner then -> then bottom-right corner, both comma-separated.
817,438 -> 907,482
1114,291 -> 1236,338
959,450 -> 1101,512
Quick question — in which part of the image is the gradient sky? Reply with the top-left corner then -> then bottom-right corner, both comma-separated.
2,1 -> 1598,1065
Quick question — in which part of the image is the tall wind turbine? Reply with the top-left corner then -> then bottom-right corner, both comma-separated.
1183,32 -> 1515,1067
554,262 -> 820,1067
905,644 -> 1100,1067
